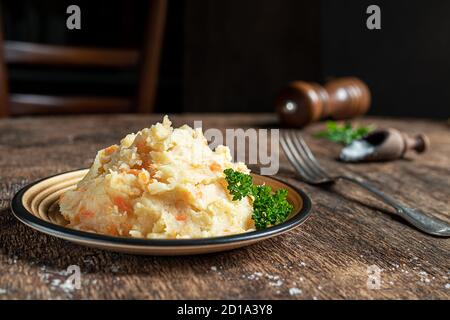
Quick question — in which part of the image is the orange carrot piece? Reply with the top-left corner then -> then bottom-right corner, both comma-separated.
112,196 -> 133,214
73,215 -> 81,224
128,169 -> 140,176
136,142 -> 151,154
79,209 -> 95,218
210,162 -> 221,172
104,145 -> 118,155
106,225 -> 118,236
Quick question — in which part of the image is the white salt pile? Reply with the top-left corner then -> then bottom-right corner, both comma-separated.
340,140 -> 375,162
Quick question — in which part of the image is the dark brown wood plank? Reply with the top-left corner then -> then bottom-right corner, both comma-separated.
183,1 -> 321,113
9,94 -> 132,115
0,114 -> 448,299
4,41 -> 139,68
0,23 -> 9,117
136,0 -> 167,113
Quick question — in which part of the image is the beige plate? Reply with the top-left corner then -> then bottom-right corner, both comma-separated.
11,169 -> 312,255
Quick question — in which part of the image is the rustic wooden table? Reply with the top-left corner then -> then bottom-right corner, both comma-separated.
0,114 -> 449,299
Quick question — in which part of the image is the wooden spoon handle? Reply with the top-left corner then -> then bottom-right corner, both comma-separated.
403,133 -> 429,153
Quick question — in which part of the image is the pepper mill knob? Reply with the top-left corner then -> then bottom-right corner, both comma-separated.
276,77 -> 371,128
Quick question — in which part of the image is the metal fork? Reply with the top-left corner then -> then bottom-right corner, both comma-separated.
280,130 -> 450,237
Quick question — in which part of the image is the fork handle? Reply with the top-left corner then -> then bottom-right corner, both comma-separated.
339,175 -> 450,237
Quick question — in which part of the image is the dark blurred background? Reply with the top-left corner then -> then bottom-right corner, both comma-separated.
1,0 -> 449,118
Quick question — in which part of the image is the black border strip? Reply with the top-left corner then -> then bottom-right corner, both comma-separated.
10,169 -> 312,247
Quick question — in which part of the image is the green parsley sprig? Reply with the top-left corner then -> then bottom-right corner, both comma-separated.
314,121 -> 374,145
223,168 -> 293,230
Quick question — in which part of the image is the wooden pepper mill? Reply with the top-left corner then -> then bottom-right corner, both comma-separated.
276,77 -> 371,128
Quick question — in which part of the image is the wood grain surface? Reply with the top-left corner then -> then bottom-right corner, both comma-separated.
0,114 -> 449,299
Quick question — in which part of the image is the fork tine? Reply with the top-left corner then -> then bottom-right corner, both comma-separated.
280,131 -> 318,183
280,131 -> 312,181
296,135 -> 332,180
287,130 -> 328,181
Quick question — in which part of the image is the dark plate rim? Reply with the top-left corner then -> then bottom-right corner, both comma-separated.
11,169 -> 312,247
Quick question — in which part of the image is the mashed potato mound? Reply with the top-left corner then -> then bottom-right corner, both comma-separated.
59,116 -> 255,239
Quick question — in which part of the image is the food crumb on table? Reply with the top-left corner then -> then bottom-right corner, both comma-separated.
269,280 -> 283,287
288,287 -> 302,296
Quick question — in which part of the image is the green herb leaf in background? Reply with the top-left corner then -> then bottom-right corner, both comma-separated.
314,121 -> 374,145
223,168 -> 293,230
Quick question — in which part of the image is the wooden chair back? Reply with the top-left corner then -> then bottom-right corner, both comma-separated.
0,0 -> 166,117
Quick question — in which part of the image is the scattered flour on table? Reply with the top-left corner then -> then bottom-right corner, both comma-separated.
266,274 -> 283,287
7,255 -> 18,265
418,271 -> 431,284
39,265 -> 77,294
269,280 -> 283,287
59,280 -> 76,293
241,272 -> 306,296
110,264 -> 120,273
242,272 -> 264,280
209,265 -> 223,275
82,256 -> 96,266
289,287 -> 302,296
0,288 -> 7,295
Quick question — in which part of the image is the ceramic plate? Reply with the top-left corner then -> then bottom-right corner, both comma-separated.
11,169 -> 312,255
